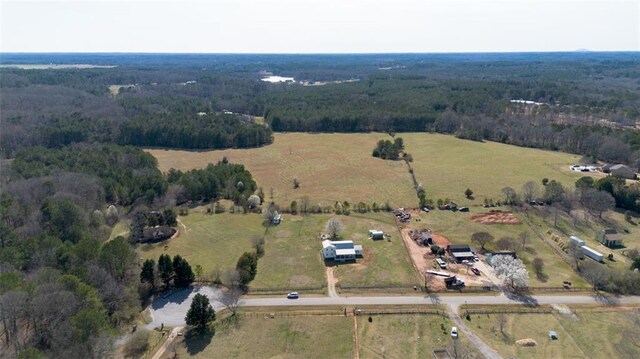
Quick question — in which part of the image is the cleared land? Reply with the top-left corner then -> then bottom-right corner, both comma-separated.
137,211 -> 265,275
527,207 -> 640,271
166,316 -> 353,359
331,213 -> 420,290
252,214 -> 329,290
465,307 -> 640,359
148,133 -> 416,207
357,314 -> 471,358
401,133 -> 584,205
254,212 -> 418,291
147,132 -> 583,208
413,209 -> 588,288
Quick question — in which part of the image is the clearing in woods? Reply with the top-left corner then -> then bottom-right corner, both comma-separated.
147,132 -> 584,208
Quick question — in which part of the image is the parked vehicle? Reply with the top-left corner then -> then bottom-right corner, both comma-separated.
471,267 -> 481,276
451,327 -> 458,338
435,258 -> 447,269
287,292 -> 299,299
458,207 -> 469,212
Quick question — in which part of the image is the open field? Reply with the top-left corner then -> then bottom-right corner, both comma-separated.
412,209 -> 589,288
166,316 -> 354,359
137,211 -> 265,275
148,133 -> 416,207
465,306 -> 640,359
401,133 -> 584,205
357,314 -> 474,359
254,212 -> 418,291
252,214 -> 329,290
331,212 -> 420,289
148,132 -> 584,208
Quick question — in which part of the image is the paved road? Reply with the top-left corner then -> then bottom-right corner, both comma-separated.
147,286 -> 640,328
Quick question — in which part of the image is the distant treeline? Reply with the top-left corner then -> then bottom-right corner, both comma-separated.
2,53 -> 640,166
118,113 -> 272,149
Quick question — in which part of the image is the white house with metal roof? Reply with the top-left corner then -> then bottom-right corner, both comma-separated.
322,240 -> 363,262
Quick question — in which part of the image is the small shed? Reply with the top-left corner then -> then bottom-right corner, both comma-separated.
596,228 -> 623,248
368,230 -> 384,240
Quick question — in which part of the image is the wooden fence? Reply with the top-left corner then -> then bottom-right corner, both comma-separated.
353,308 -> 449,318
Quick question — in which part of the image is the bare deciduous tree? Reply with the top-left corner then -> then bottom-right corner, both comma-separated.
522,181 -> 539,203
252,235 -> 265,257
496,237 -> 518,252
325,217 -> 343,239
218,286 -> 243,316
495,313 -> 508,336
223,268 -> 242,289
471,232 -> 494,251
518,231 -> 531,251
582,261 -> 608,291
532,257 -> 545,278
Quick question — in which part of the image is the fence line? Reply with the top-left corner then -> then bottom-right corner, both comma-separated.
354,308 -> 449,318
463,307 -> 553,316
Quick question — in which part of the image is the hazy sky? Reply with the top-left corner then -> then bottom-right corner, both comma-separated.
1,0 -> 638,53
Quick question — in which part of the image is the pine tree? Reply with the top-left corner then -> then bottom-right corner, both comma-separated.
185,293 -> 215,332
158,254 -> 173,288
140,259 -> 155,289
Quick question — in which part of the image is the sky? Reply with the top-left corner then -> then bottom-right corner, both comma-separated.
1,0 -> 638,53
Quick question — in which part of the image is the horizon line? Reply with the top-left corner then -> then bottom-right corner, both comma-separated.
2,50 -> 640,56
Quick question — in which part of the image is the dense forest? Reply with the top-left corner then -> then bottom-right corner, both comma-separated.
1,53 -> 640,357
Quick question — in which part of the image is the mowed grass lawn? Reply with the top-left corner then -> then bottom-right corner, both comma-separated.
252,215 -> 328,290
254,212 -> 419,290
416,210 -> 588,288
358,314 -> 471,359
401,133 -> 584,205
332,212 -> 420,288
137,212 -> 265,275
168,316 -> 353,359
148,133 -> 416,207
466,308 -> 640,359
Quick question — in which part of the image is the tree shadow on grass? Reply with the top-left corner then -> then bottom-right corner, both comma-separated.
536,273 -> 549,283
185,328 -> 214,356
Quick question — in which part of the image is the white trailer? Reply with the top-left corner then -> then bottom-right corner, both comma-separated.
569,235 -> 585,247
581,245 -> 604,262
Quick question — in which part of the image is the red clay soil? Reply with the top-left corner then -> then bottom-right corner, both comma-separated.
471,211 -> 520,224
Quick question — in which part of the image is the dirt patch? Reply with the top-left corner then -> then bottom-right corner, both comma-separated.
275,230 -> 291,238
431,234 -> 451,248
471,211 -> 520,224
400,228 -> 498,291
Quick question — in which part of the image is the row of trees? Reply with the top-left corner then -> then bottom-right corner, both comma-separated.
140,254 -> 195,290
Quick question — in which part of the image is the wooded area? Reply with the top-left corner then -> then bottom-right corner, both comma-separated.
1,52 -> 640,358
